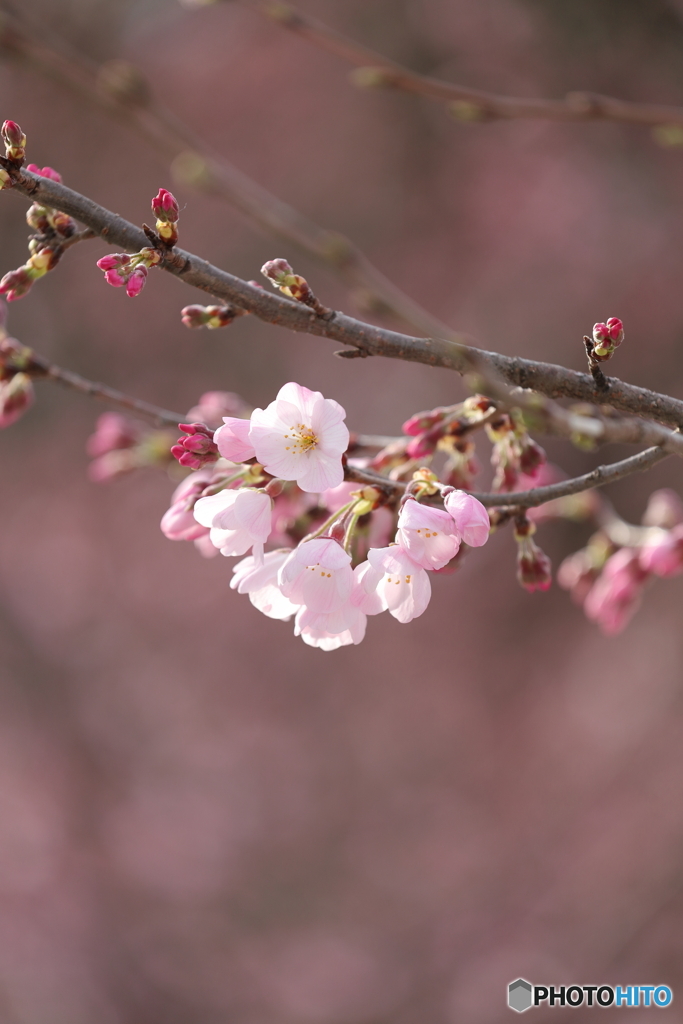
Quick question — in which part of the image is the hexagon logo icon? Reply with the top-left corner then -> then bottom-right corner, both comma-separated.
508,978 -> 533,1013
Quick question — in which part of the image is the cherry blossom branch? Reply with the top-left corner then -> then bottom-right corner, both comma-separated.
0,4 -> 457,340
6,169 -> 683,436
470,446 -> 671,508
26,352 -> 186,427
254,1 -> 683,130
346,446 -> 672,509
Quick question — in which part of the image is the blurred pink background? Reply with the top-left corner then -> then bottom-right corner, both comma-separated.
1,1 -> 683,1020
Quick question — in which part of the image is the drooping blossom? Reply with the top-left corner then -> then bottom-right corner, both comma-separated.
193,487 -> 272,561
363,546 -> 431,623
584,548 -> 648,634
0,372 -> 34,428
639,526 -> 683,577
231,550 -> 300,620
396,499 -> 460,570
294,603 -> 367,650
249,382 -> 349,492
96,248 -> 160,297
279,537 -> 353,613
214,416 -> 256,463
161,469 -> 214,542
515,534 -> 552,592
87,412 -> 140,457
185,392 -> 250,428
444,490 -> 490,547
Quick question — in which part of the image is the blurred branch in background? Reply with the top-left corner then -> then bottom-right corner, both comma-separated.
251,0 -> 683,136
0,1 -> 464,340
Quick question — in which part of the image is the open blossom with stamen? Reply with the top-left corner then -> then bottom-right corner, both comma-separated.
193,488 -> 272,561
214,416 -> 256,463
444,490 -> 490,547
279,537 -> 353,613
231,550 -> 300,620
249,382 -> 349,492
396,498 -> 460,570
363,546 -> 431,623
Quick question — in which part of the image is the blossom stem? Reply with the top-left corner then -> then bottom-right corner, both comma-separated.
307,499 -> 357,540
343,511 -> 361,553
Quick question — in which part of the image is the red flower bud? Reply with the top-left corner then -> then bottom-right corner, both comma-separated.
171,422 -> 220,469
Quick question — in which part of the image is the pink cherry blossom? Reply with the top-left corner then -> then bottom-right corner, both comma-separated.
584,548 -> 647,635
231,550 -> 300,620
214,417 -> 256,463
294,603 -> 367,650
364,546 -> 431,623
279,537 -> 353,613
639,526 -> 683,577
87,412 -> 139,457
444,490 -> 490,547
161,469 -> 214,542
125,265 -> 147,297
395,499 -> 460,570
193,487 -> 272,561
249,382 -> 349,492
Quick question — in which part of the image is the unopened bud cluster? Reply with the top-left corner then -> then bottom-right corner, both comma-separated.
181,304 -> 242,329
151,188 -> 180,246
261,258 -> 326,313
2,120 -> 26,163
592,317 -> 624,361
96,248 -> 161,298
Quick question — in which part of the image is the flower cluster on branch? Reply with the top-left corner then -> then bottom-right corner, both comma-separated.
0,117 -> 682,647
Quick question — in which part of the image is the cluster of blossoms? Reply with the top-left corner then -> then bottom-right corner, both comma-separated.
159,381 -> 491,650
558,489 -> 683,634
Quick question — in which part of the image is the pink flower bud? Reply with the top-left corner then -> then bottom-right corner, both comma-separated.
402,408 -> 447,437
444,490 -> 490,547
261,258 -> 294,285
97,253 -> 130,272
405,433 -> 437,459
125,265 -> 147,297
584,548 -> 646,634
0,266 -> 33,302
103,268 -> 127,288
2,120 -> 26,161
151,188 -> 179,223
88,448 -> 138,482
25,164 -> 62,183
0,372 -> 34,428
86,412 -> 140,457
180,304 -> 237,329
185,391 -> 250,427
638,526 -> 683,577
592,317 -> 624,360
171,422 -> 220,469
514,524 -> 552,592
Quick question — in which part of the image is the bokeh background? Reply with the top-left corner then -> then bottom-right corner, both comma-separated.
1,1 -> 683,1020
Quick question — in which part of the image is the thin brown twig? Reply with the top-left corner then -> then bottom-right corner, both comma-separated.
27,352 -> 186,428
254,1 -> 683,129
0,3 -> 461,341
469,446 -> 671,508
8,168 -> 683,436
